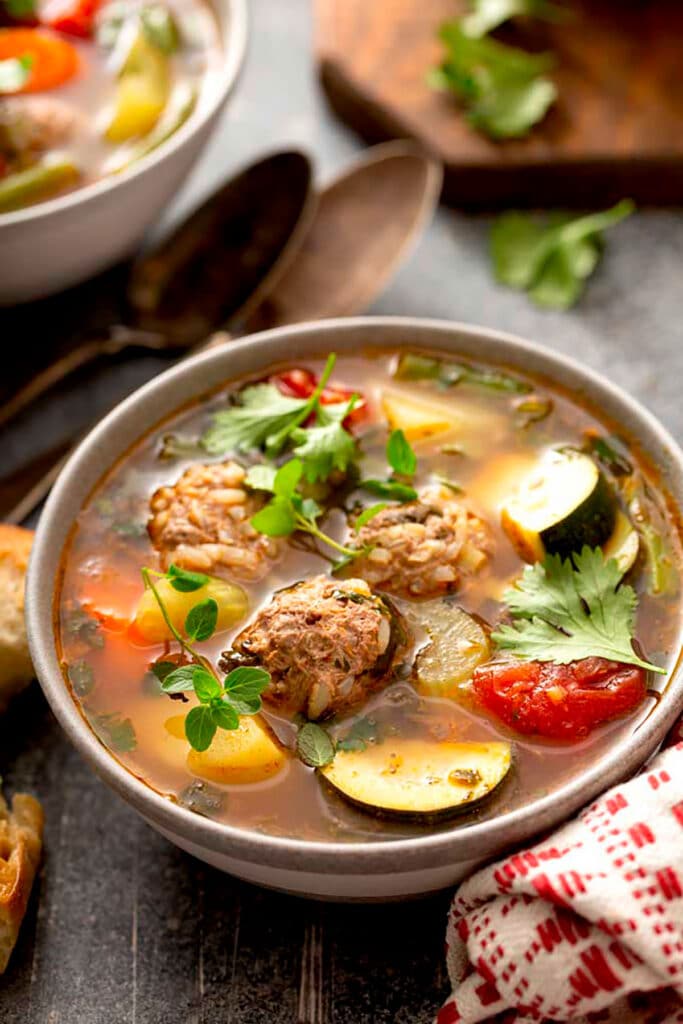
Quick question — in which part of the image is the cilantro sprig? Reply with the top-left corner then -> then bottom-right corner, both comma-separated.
141,564 -> 270,751
430,22 -> 556,139
492,546 -> 665,674
490,200 -> 635,309
201,354 -> 359,483
246,458 -> 360,559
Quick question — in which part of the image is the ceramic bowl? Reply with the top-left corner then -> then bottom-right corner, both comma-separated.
26,318 -> 683,901
0,0 -> 247,305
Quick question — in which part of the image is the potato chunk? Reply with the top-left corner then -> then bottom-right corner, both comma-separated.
132,576 -> 248,645
187,716 -> 286,785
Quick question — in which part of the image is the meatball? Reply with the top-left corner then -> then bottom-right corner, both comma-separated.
148,461 -> 282,581
0,97 -> 80,167
219,576 -> 406,720
347,484 -> 491,598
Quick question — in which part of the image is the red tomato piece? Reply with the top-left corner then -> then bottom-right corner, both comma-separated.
41,0 -> 101,38
271,368 -> 368,429
472,657 -> 647,741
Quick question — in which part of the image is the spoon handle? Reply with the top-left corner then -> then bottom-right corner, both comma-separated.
0,325 -> 167,431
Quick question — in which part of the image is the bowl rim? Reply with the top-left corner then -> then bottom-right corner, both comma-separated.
26,316 -> 683,874
0,0 -> 248,228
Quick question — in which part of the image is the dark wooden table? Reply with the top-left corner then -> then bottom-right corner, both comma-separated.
1,1 -> 683,1020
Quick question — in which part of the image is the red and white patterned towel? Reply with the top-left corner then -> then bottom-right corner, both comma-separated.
439,729 -> 683,1024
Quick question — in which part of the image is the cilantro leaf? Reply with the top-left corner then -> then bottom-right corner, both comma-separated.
245,464 -> 278,492
491,200 -> 634,309
291,398 -> 358,483
386,429 -> 416,476
0,53 -> 32,95
492,546 -> 665,673
201,385 -> 309,455
462,0 -> 566,38
431,23 -> 556,139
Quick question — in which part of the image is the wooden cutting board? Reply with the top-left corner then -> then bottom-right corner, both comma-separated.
315,0 -> 683,207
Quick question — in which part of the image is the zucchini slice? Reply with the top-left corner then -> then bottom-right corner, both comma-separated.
321,739 -> 511,819
501,449 -> 616,562
403,601 -> 490,695
603,509 -> 639,576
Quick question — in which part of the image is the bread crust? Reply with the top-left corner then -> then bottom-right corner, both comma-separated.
0,524 -> 34,710
0,791 -> 44,973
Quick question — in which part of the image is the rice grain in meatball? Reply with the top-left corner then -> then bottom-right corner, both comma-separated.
347,484 -> 491,598
148,461 -> 282,580
219,576 -> 406,720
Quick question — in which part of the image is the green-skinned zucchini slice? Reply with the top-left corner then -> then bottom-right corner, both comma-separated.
501,449 -> 616,562
603,509 -> 639,576
403,601 -> 490,695
320,739 -> 512,819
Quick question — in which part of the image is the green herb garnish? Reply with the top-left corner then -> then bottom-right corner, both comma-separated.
492,546 -> 665,673
396,353 -> 530,394
140,566 -> 270,751
291,396 -> 359,483
140,3 -> 180,53
0,53 -> 32,94
247,458 -> 360,559
490,200 -> 635,309
354,503 -> 388,531
462,0 -> 565,38
430,22 -> 556,139
68,660 -> 95,697
336,716 -> 379,753
296,723 -> 336,768
93,713 -> 137,753
359,429 -> 418,504
4,0 -> 37,16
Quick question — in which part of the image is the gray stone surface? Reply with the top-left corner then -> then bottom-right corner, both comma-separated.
1,0 -> 682,1020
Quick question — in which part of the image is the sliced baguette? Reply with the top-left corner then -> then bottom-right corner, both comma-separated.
0,524 -> 34,712
0,790 -> 43,973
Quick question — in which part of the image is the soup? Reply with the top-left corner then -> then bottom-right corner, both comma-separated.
55,351 -> 682,843
0,0 -> 222,212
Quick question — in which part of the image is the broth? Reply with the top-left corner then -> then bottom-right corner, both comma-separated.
55,351 -> 683,843
0,0 -> 222,212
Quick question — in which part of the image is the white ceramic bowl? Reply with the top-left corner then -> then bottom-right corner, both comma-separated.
26,318 -> 683,901
0,0 -> 247,305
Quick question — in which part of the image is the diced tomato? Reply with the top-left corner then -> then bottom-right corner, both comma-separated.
40,0 -> 101,38
472,657 -> 647,741
272,367 -> 368,429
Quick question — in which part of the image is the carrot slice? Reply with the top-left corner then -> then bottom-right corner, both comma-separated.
0,28 -> 79,92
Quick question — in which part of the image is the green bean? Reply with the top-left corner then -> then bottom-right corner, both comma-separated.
0,158 -> 79,213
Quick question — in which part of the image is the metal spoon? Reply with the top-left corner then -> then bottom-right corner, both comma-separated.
1,142 -> 443,522
0,149 -> 316,431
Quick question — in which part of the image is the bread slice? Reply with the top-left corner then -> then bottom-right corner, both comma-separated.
0,525 -> 34,712
0,790 -> 43,973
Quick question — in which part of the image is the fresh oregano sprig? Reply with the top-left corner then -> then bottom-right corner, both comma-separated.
140,564 -> 270,751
